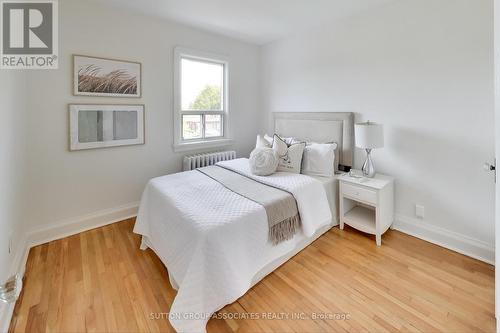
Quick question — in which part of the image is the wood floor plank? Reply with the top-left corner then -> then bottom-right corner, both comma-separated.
9,219 -> 495,333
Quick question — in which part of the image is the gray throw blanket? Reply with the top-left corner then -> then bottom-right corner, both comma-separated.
198,165 -> 300,245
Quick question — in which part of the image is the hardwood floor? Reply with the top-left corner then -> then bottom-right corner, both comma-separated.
9,218 -> 495,333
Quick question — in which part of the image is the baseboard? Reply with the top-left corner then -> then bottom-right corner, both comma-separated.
393,214 -> 494,265
26,201 -> 139,248
0,201 -> 139,332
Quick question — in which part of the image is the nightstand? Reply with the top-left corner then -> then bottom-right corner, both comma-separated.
338,172 -> 394,246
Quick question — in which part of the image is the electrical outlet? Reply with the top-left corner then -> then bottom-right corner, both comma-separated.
415,204 -> 425,219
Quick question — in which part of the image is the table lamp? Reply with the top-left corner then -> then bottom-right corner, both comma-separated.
355,121 -> 384,178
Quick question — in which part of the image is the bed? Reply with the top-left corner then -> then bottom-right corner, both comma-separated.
134,112 -> 354,333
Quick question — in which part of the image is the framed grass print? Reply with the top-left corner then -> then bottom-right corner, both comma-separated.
69,104 -> 145,151
73,55 -> 142,97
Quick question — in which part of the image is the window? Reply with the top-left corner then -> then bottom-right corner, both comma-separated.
174,47 -> 231,151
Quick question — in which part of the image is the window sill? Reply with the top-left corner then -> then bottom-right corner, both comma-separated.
173,138 -> 234,153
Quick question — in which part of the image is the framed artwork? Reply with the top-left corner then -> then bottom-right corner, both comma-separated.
69,104 -> 145,151
73,55 -> 142,97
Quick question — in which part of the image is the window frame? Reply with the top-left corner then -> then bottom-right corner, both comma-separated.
173,47 -> 232,152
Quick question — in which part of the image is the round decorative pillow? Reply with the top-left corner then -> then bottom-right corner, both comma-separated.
249,148 -> 279,176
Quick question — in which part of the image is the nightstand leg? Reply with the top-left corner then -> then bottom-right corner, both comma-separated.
376,234 -> 381,246
340,219 -> 344,230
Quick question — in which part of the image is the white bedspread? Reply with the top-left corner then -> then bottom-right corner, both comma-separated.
133,158 -> 332,332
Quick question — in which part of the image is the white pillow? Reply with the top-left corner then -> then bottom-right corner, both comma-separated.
272,134 -> 306,174
255,134 -> 273,148
295,138 -> 339,172
249,148 -> 279,176
301,142 -> 337,177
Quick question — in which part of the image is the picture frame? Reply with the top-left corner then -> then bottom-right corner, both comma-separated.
69,104 -> 145,151
73,55 -> 142,97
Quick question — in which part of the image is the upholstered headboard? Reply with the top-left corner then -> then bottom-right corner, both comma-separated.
273,112 -> 354,168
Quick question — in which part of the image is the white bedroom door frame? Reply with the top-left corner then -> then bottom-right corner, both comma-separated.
495,0 -> 500,327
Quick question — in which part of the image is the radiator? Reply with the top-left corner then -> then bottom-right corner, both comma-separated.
183,150 -> 237,171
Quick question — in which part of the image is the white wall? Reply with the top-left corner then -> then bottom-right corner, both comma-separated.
261,0 -> 495,259
494,0 -> 499,319
0,71 -> 28,327
0,70 -> 27,278
22,0 -> 261,234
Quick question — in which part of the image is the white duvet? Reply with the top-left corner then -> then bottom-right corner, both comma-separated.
133,158 -> 332,332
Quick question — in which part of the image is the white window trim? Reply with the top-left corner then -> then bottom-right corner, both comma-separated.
173,47 -> 233,152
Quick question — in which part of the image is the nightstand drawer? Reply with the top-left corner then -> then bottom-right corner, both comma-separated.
342,183 -> 377,205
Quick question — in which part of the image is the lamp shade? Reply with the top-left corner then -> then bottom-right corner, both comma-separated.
355,122 -> 384,149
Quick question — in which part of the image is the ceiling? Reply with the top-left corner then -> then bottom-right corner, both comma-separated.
96,0 -> 397,45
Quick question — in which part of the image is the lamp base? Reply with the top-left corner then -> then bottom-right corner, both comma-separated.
362,149 -> 376,178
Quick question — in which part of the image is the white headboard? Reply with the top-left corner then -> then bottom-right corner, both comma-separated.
273,112 -> 354,167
